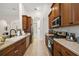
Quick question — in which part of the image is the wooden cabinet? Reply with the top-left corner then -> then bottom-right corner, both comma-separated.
71,4 -> 79,25
48,3 -> 60,29
45,35 -> 48,47
22,15 -> 28,32
26,36 -> 31,49
53,41 -> 62,56
0,37 -> 26,56
53,41 -> 77,56
61,3 -> 79,27
49,3 -> 79,28
27,17 -> 32,32
22,15 -> 32,33
61,3 -> 72,26
53,4 -> 60,18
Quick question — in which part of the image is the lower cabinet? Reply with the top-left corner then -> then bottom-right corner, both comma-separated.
53,41 -> 77,56
26,36 -> 30,49
0,36 -> 31,56
45,35 -> 48,47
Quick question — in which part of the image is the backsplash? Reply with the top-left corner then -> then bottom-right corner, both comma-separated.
53,25 -> 79,37
0,20 -> 21,35
0,20 -> 9,35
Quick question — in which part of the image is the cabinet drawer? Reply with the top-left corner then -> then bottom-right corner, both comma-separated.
0,38 -> 26,56
62,46 -> 77,56
53,40 -> 77,56
6,49 -> 18,56
54,41 -> 61,51
0,44 -> 15,56
54,48 -> 63,56
15,37 -> 26,46
53,41 -> 62,56
16,41 -> 26,56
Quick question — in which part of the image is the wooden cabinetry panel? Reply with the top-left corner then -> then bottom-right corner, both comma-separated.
45,35 -> 48,47
61,3 -> 72,26
0,45 -> 15,56
0,37 -> 26,56
48,3 -> 60,29
61,3 -> 79,27
22,15 -> 32,33
26,36 -> 30,49
72,3 -> 79,25
62,46 -> 77,56
53,40 -> 77,56
22,15 -> 28,30
53,41 -> 62,56
53,4 -> 60,18
49,3 -> 79,28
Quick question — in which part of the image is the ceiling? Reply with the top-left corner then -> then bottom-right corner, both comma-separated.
0,3 -> 19,16
0,3 -> 19,24
22,3 -> 52,17
0,3 -> 52,24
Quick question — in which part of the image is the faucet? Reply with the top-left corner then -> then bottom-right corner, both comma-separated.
10,29 -> 16,37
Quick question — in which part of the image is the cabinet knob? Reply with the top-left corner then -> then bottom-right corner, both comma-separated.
69,22 -> 73,24
14,50 -> 19,53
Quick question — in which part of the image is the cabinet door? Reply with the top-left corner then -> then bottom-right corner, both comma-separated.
53,41 -> 77,56
62,46 -> 77,56
15,41 -> 26,56
45,35 -> 48,47
26,36 -> 30,49
27,17 -> 32,32
72,3 -> 79,25
22,15 -> 28,32
0,45 -> 15,56
53,41 -> 63,56
54,4 -> 60,18
61,3 -> 72,26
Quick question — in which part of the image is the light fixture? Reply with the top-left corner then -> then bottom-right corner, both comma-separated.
34,7 -> 40,11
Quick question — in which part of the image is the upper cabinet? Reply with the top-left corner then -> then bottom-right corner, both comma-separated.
22,15 -> 32,33
52,3 -> 60,18
61,3 -> 72,26
61,3 -> 79,26
72,4 -> 79,25
22,15 -> 28,32
48,3 -> 79,29
48,3 -> 60,29
50,3 -> 60,20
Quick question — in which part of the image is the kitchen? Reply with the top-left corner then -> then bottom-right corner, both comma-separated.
0,3 -> 50,56
0,3 -> 79,56
46,3 -> 79,56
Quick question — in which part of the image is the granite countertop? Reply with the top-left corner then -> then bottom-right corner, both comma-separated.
54,38 -> 79,55
0,33 -> 30,51
45,33 -> 54,36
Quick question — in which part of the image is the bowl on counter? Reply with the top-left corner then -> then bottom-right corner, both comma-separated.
0,35 -> 7,42
0,36 -> 5,45
0,42 -> 4,45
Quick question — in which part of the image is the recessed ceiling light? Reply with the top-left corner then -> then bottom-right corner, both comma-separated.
34,7 -> 40,11
12,8 -> 17,10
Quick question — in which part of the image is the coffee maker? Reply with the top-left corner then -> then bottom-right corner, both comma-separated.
66,32 -> 77,42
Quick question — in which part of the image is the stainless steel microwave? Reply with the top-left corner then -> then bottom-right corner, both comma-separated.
52,16 -> 61,28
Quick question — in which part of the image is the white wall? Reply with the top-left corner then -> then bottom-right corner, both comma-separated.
0,20 -> 8,34
0,3 -> 21,35
22,3 -> 51,40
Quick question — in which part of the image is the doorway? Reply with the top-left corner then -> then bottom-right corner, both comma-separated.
33,17 -> 41,39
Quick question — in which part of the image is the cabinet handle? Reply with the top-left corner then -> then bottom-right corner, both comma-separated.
64,51 -> 71,55
69,22 -> 73,24
14,50 -> 19,53
58,51 -> 63,56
